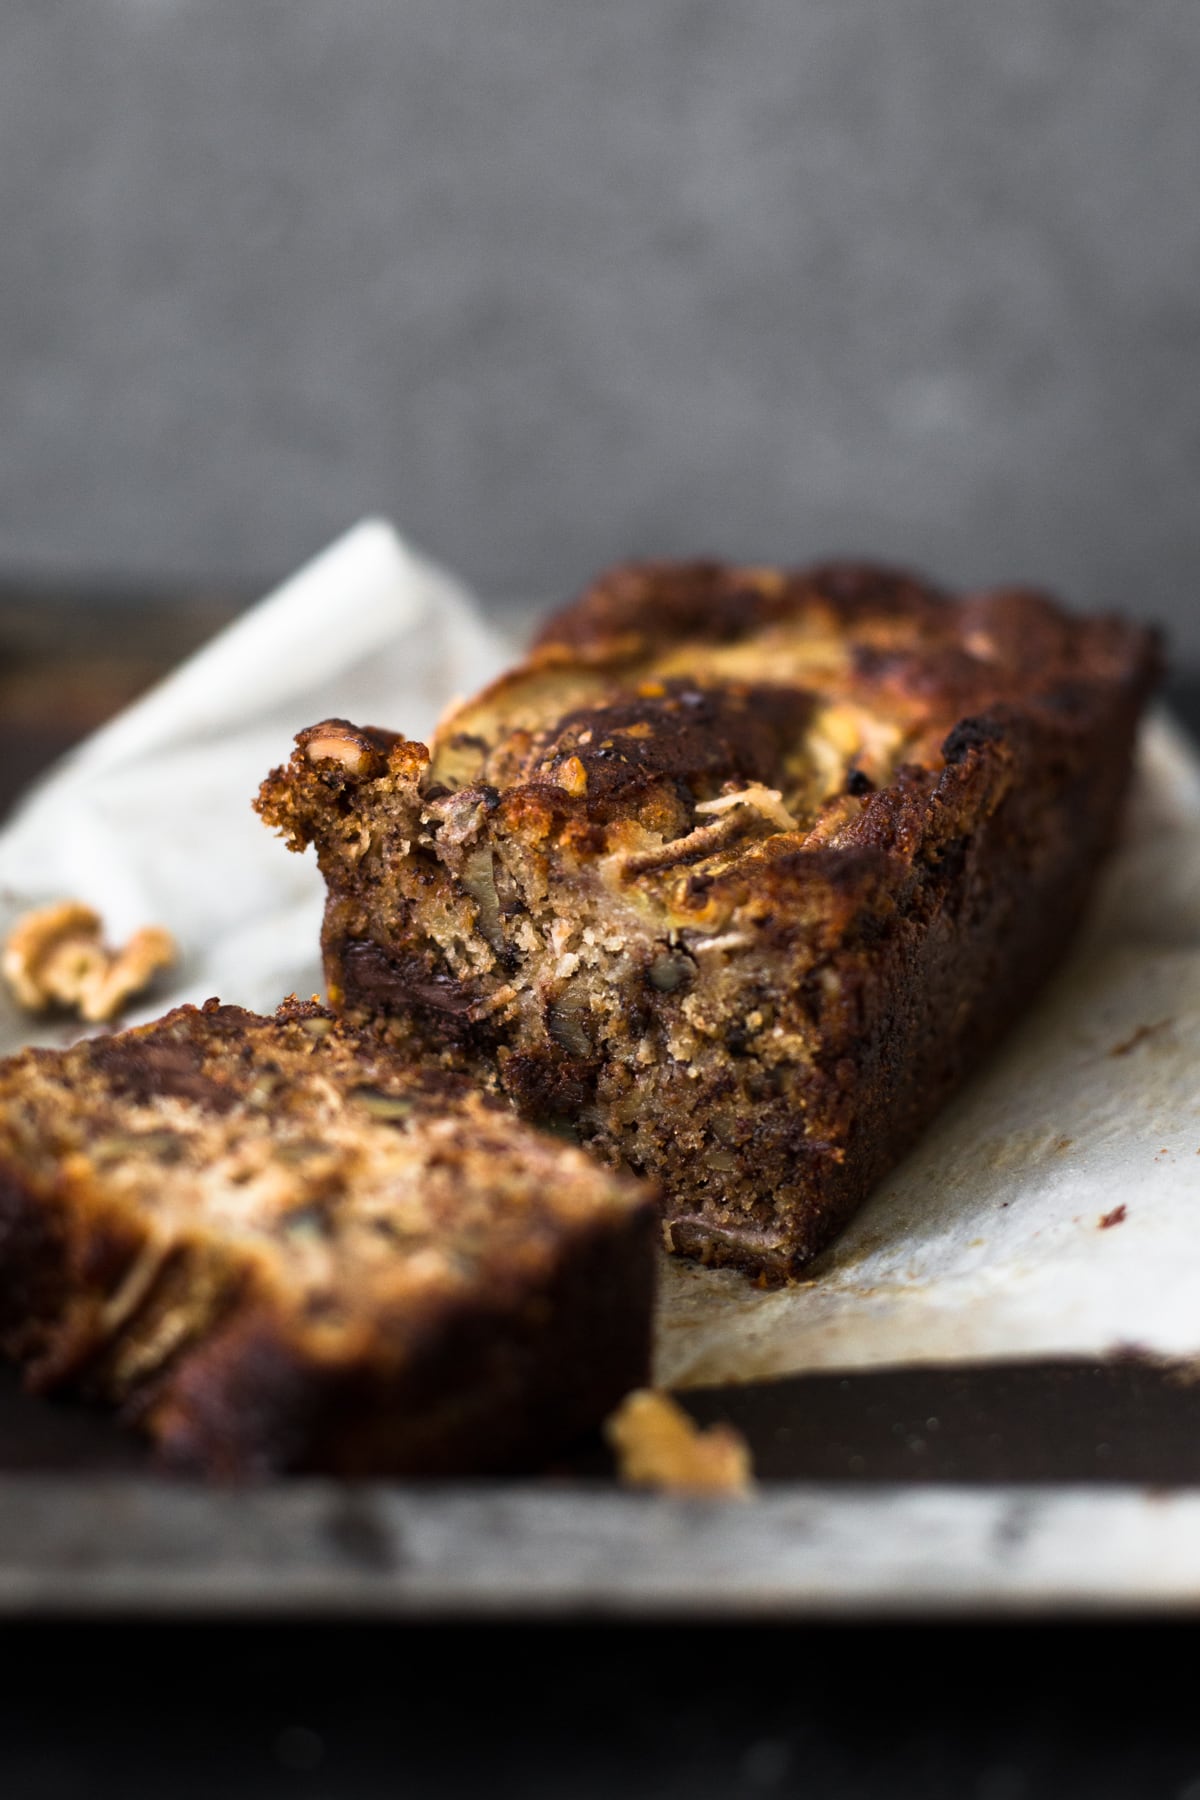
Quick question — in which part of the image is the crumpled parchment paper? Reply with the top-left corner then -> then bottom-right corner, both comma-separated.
3,520 -> 1198,1389
0,522 -> 509,1032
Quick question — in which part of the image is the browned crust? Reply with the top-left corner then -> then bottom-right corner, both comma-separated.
529,560 -> 950,659
257,560 -> 1161,1279
0,1000 -> 656,1474
531,559 -> 1135,673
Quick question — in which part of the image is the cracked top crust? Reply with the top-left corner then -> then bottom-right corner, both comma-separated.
261,559 -> 1157,949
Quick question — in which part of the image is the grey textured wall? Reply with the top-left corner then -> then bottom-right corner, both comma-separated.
1,2 -> 1198,650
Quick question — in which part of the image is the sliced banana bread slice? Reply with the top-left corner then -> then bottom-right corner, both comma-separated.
0,998 -> 655,1476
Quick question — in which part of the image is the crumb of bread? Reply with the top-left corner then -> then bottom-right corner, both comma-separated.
2,900 -> 176,1023
605,1388 -> 754,1496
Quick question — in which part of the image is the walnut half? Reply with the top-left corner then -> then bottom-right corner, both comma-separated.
2,901 -> 177,1024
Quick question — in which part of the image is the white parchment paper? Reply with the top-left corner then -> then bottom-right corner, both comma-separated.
0,521 -> 513,1035
3,520 -> 1198,1388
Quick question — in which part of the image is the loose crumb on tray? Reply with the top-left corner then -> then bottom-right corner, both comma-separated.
605,1388 -> 755,1496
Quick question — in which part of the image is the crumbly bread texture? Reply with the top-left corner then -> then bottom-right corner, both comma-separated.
0,998 -> 656,1475
257,561 -> 1159,1279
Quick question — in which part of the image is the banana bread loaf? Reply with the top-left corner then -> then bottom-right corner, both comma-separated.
0,997 -> 656,1474
258,561 -> 1159,1279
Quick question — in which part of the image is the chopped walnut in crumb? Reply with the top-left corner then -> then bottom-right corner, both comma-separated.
605,1388 -> 754,1496
2,901 -> 177,1024
299,719 -> 383,778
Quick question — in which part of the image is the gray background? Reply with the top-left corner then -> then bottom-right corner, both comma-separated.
1,1 -> 1198,651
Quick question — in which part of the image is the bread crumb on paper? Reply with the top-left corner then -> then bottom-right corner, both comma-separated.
605,1388 -> 754,1496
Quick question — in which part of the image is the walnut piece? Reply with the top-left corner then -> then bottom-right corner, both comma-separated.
2,901 -> 177,1024
604,1389 -> 754,1497
299,719 -> 382,778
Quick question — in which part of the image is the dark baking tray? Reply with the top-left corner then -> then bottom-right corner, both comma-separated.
1,598 -> 1197,1618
